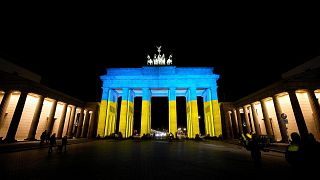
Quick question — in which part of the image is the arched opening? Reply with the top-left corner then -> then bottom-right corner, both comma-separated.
151,97 -> 168,132
115,97 -> 122,133
177,96 -> 187,137
197,97 -> 205,136
133,97 -> 142,135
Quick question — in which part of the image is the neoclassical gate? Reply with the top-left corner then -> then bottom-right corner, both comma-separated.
97,65 -> 221,138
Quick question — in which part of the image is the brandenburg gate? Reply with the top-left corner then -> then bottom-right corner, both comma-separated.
97,47 -> 222,138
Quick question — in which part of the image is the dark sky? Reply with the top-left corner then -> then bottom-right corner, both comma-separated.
1,3 -> 320,103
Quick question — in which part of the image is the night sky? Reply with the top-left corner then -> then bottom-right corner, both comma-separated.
1,4 -> 320,132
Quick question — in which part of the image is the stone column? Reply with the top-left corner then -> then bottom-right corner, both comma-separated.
119,88 -> 134,138
250,103 -> 262,135
307,89 -> 320,136
261,100 -> 273,136
272,95 -> 289,142
230,110 -> 239,138
168,88 -> 177,137
288,90 -> 308,138
76,108 -> 84,138
210,88 -> 222,137
81,110 -> 91,138
105,89 -> 118,136
224,111 -> 233,139
5,91 -> 28,143
202,90 -> 212,136
88,108 -> 97,138
97,88 -> 109,138
67,106 -> 76,138
57,103 -> 68,139
243,106 -> 251,133
46,99 -> 57,135
26,95 -> 44,140
0,91 -> 11,125
141,88 -> 151,137
190,87 -> 200,138
236,108 -> 243,134
119,88 -> 129,138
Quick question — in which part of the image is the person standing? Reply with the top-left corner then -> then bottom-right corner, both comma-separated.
61,135 -> 68,153
285,132 -> 302,167
248,134 -> 262,167
48,133 -> 56,153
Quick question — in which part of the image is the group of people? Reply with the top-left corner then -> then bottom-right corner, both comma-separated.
241,131 -> 320,168
285,132 -> 320,169
241,132 -> 263,167
40,130 -> 68,153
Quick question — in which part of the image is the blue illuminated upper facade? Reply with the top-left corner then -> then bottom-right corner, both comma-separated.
100,66 -> 219,99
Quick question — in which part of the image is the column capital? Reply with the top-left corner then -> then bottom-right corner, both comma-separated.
287,89 -> 297,94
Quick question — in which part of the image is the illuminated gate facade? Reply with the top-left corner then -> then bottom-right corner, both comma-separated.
97,66 -> 221,138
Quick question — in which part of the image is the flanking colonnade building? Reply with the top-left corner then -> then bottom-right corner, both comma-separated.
220,56 -> 320,142
0,58 -> 99,142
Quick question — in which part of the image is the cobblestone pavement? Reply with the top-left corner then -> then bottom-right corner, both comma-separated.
0,140 -> 308,180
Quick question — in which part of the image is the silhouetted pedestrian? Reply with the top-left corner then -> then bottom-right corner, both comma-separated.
285,132 -> 302,167
61,135 -> 68,153
40,130 -> 47,145
45,132 -> 50,143
48,133 -> 56,153
168,132 -> 174,142
300,133 -> 320,170
248,134 -> 262,167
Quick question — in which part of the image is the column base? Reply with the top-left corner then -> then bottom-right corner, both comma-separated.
24,138 -> 37,141
3,138 -> 17,143
280,139 -> 289,143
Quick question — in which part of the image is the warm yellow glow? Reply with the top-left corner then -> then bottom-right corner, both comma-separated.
277,92 -> 288,97
314,90 -> 320,97
97,100 -> 107,137
262,97 -> 273,101
186,100 -> 199,138
57,101 -> 65,105
35,99 -> 53,139
127,102 -> 134,137
44,97 -> 56,102
277,94 -> 299,137
296,91 -> 319,140
169,100 -> 177,137
105,101 -> 117,136
0,94 -> 19,137
204,100 -> 215,136
16,94 -> 39,140
119,100 -> 128,137
265,99 -> 281,141
186,102 -> 192,138
51,102 -> 64,135
119,100 -> 134,138
12,91 -> 21,95
212,100 -> 222,137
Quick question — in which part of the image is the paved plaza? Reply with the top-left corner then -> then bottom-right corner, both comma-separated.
0,140 -> 310,179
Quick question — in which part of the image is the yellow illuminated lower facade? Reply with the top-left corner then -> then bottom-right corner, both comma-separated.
186,100 -> 200,138
95,88 -> 223,139
169,100 -> 177,137
97,100 -> 107,137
